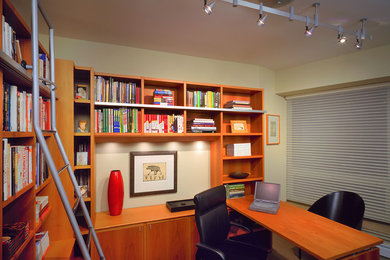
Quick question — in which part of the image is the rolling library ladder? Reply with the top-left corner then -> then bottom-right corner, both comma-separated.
29,0 -> 104,259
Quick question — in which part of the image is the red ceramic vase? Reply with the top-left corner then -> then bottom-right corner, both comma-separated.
108,170 -> 124,216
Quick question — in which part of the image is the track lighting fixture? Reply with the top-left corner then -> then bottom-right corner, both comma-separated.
257,2 -> 267,26
337,26 -> 347,44
203,0 -> 372,48
355,30 -> 362,49
304,3 -> 319,37
203,0 -> 215,15
304,17 -> 313,37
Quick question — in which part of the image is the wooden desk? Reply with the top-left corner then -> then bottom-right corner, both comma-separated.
227,196 -> 383,260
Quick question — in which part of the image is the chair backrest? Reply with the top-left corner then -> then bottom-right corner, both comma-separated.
308,191 -> 365,230
193,185 -> 230,246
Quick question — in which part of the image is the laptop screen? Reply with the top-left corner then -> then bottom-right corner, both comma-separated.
255,182 -> 281,202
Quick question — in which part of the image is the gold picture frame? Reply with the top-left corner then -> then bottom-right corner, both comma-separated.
230,120 -> 248,133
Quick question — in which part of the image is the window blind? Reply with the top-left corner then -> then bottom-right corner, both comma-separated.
287,85 -> 390,224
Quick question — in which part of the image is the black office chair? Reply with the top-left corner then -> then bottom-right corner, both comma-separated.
298,191 -> 365,259
194,185 -> 269,260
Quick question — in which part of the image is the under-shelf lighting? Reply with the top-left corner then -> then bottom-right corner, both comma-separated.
204,0 -> 216,15
205,0 -> 372,48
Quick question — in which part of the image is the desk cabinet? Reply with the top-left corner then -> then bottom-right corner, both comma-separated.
93,216 -> 196,260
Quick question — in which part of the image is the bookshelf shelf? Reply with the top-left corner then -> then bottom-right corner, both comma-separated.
0,51 -> 51,97
74,132 -> 91,137
95,101 -> 266,114
35,177 -> 52,193
223,176 -> 264,184
74,99 -> 91,104
223,155 -> 264,160
2,131 -> 34,138
74,165 -> 92,170
2,183 -> 34,208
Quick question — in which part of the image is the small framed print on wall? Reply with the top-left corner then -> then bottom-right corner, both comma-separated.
266,114 -> 280,145
130,151 -> 177,197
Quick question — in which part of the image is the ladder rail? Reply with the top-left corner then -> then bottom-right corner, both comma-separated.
31,0 -> 105,259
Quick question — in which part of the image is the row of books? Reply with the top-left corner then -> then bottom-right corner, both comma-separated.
2,139 -> 33,201
95,76 -> 141,104
2,16 -> 22,64
225,183 -> 245,199
144,114 -> 184,133
153,89 -> 173,106
95,108 -> 141,133
75,143 -> 90,166
76,170 -> 90,198
38,53 -> 50,80
224,100 -> 252,110
188,118 -> 217,133
2,221 -> 30,259
35,143 -> 49,188
3,83 -> 51,132
186,90 -> 220,108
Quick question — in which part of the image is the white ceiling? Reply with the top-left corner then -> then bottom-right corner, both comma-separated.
11,0 -> 390,70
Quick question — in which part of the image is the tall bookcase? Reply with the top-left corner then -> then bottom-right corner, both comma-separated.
0,0 -> 63,258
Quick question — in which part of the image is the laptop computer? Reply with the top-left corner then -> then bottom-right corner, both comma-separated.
249,182 -> 281,214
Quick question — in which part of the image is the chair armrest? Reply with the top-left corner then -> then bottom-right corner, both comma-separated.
230,221 -> 252,232
196,243 -> 226,260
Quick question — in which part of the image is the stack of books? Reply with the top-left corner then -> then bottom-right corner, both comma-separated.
225,183 -> 245,199
2,221 -> 30,259
224,100 -> 252,110
188,118 -> 216,133
35,231 -> 49,260
153,89 -> 174,106
35,196 -> 49,222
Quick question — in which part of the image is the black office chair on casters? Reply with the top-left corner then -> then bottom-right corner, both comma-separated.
193,185 -> 270,260
298,191 -> 365,259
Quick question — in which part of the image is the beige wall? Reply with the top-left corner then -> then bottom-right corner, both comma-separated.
276,44 -> 390,96
50,36 -> 286,212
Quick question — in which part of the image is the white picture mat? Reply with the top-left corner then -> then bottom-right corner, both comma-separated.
267,115 -> 280,144
133,154 -> 175,193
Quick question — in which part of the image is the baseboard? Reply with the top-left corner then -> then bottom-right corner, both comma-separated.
378,244 -> 390,258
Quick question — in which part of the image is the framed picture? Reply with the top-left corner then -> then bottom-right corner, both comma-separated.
130,151 -> 177,197
266,114 -> 280,145
75,84 -> 88,100
230,120 -> 248,133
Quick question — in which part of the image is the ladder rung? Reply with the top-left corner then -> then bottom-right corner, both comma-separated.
42,130 -> 57,134
39,77 -> 57,89
58,164 -> 70,174
73,197 -> 81,213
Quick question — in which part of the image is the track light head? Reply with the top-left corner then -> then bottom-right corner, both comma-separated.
204,0 -> 215,15
337,34 -> 347,44
305,26 -> 314,37
355,31 -> 363,49
257,14 -> 268,26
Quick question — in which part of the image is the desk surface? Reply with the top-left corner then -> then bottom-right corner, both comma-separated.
227,196 -> 382,260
